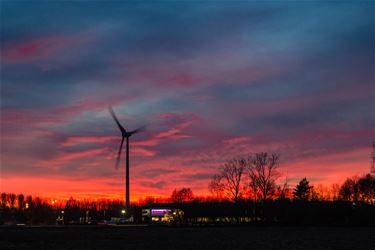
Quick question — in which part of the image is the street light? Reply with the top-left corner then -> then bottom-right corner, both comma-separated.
121,209 -> 126,218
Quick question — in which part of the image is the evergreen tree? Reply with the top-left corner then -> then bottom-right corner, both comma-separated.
293,178 -> 313,200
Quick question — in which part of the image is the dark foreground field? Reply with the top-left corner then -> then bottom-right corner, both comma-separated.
1,226 -> 375,250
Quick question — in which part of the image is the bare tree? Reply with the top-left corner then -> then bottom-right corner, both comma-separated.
331,183 -> 341,200
247,152 -> 280,201
209,158 -> 246,203
247,177 -> 260,201
313,184 -> 332,201
208,174 -> 224,200
277,176 -> 290,200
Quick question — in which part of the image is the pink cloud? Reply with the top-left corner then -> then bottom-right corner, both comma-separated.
288,128 -> 373,146
2,128 -> 370,200
38,147 -> 109,168
2,108 -> 371,200
133,112 -> 199,149
1,94 -> 131,137
1,32 -> 93,64
132,147 -> 156,157
1,107 -> 63,127
55,148 -> 108,162
56,95 -> 133,115
62,136 -> 117,147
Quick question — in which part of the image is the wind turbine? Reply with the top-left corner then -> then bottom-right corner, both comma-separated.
109,106 -> 144,211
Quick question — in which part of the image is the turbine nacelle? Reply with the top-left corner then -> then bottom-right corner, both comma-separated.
122,132 -> 131,138
122,127 -> 145,138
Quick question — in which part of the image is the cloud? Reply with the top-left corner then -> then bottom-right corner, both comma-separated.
140,181 -> 166,189
1,1 -> 373,199
137,168 -> 177,178
1,32 -> 93,65
38,147 -> 109,168
132,147 -> 156,157
185,173 -> 214,180
62,136 -> 117,147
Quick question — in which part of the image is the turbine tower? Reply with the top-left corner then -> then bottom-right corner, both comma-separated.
109,107 -> 144,211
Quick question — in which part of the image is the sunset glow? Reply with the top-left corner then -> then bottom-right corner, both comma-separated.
1,1 -> 373,201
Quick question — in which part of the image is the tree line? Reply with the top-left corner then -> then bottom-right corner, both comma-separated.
1,145 -> 374,225
203,152 -> 375,204
0,195 -> 125,224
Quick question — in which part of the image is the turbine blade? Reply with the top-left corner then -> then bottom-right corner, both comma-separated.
108,107 -> 126,133
129,126 -> 145,135
115,137 -> 125,169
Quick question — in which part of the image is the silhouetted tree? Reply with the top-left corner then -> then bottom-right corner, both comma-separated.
9,194 -> 16,209
26,195 -> 33,208
313,184 -> 331,201
293,178 -> 313,200
248,152 -> 280,201
209,158 -> 246,203
339,177 -> 359,201
277,177 -> 290,200
17,194 -> 24,211
208,175 -> 225,200
1,193 -> 6,208
247,177 -> 259,201
357,174 -> 375,202
171,188 -> 194,203
64,197 -> 81,222
331,183 -> 341,200
143,196 -> 156,205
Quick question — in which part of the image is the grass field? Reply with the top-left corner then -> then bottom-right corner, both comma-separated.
1,225 -> 375,250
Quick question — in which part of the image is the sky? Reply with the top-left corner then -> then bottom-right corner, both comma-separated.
0,1 -> 374,201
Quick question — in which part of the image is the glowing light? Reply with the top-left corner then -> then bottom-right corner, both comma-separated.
151,209 -> 172,216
